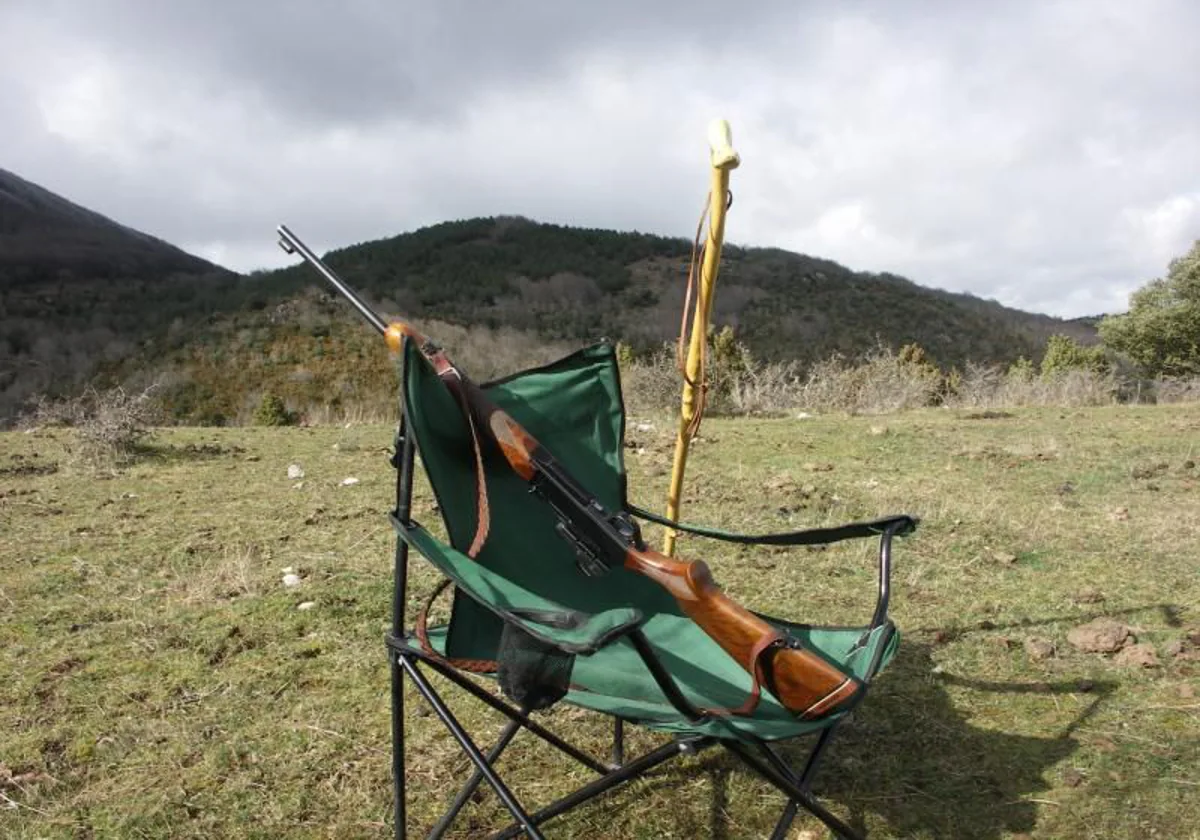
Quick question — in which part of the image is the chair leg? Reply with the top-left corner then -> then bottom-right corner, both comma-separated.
768,727 -> 839,839
391,650 -> 407,840
398,656 -> 547,840
724,741 -> 863,840
428,715 -> 526,840
770,801 -> 799,840
391,420 -> 416,840
612,718 -> 625,767
487,736 -> 712,840
407,650 -> 610,774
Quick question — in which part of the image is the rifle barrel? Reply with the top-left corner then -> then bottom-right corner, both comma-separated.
276,224 -> 388,335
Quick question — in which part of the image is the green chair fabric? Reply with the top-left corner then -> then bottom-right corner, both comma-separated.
398,339 -> 899,742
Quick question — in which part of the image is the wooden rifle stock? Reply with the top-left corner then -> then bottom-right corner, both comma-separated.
625,549 -> 860,719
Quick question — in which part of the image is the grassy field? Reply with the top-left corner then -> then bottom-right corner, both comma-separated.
2,405 -> 1198,839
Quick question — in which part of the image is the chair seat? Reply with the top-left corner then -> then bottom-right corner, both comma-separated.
399,615 -> 899,741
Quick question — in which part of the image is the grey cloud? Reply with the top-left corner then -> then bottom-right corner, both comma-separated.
1,0 -> 1197,318
6,0 -> 801,124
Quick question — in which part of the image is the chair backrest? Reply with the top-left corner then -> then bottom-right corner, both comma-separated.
402,339 -> 679,662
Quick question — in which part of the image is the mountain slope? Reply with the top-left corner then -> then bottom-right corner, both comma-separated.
1,168 -> 236,420
0,169 -> 1100,425
256,216 -> 1096,367
0,167 -> 218,281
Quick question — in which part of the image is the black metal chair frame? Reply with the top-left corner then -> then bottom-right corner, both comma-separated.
385,417 -> 909,840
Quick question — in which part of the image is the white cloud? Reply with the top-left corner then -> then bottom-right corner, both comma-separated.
1121,194 -> 1200,267
1,0 -> 1197,319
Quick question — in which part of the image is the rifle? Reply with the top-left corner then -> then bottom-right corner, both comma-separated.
276,223 -> 862,720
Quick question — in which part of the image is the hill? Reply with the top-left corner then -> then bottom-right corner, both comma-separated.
0,168 -> 237,420
0,167 -> 218,279
254,215 -> 1096,365
1,169 -> 1099,425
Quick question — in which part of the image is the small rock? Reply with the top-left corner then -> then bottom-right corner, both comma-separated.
990,636 -> 1015,650
1131,462 -> 1169,480
245,454 -> 261,462
1163,639 -> 1185,659
297,601 -> 316,611
1113,643 -> 1160,669
1108,506 -> 1130,521
993,551 -> 1019,565
869,425 -> 888,436
1183,459 -> 1196,470
1186,627 -> 1200,646
795,412 -> 813,420
1056,481 -> 1076,495
1072,586 -> 1105,604
292,481 -> 305,490
804,462 -> 835,472
282,573 -> 302,588
1077,679 -> 1095,693
1024,637 -> 1056,661
120,492 -> 138,500
1061,768 -> 1085,788
287,464 -> 305,479
1067,617 -> 1131,653
281,566 -> 295,574
340,477 -> 360,487
633,422 -> 655,433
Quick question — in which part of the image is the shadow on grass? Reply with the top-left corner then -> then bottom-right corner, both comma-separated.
416,605 -> 1179,837
139,441 -> 248,464
773,641 -> 1118,839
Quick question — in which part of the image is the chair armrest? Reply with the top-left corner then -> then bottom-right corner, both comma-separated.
506,605 -> 647,655
391,515 -> 645,655
628,506 -> 918,548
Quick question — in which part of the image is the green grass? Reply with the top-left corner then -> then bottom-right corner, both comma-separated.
2,406 -> 1198,839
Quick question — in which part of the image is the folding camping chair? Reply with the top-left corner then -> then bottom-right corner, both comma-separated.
385,337 -> 918,839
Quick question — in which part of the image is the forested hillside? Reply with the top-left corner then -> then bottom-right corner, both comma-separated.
0,168 -> 236,420
1,169 -> 1099,425
260,216 -> 1095,364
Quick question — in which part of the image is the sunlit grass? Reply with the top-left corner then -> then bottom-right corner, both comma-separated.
2,405 -> 1197,838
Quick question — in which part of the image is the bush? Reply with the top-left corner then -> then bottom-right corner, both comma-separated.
1098,239 -> 1200,377
254,393 -> 298,426
1040,334 -> 1108,377
23,384 -> 162,465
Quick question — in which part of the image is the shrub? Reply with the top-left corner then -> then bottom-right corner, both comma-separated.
1040,334 -> 1108,377
23,383 -> 162,465
254,393 -> 298,426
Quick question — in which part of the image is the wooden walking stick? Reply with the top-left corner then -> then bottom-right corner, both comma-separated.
662,119 -> 740,556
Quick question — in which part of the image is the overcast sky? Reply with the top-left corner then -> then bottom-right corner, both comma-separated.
2,0 -> 1197,318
